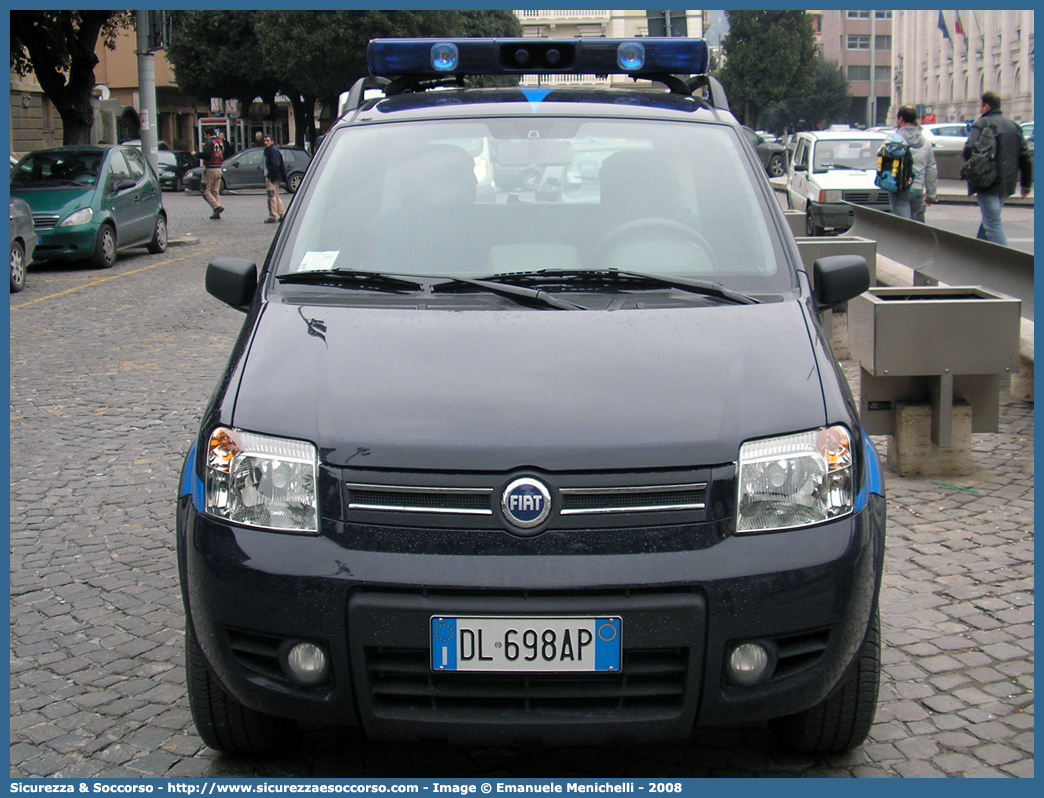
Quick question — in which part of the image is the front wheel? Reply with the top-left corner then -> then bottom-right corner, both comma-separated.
806,206 -> 826,237
767,154 -> 785,178
146,214 -> 168,254
90,224 -> 117,269
185,621 -> 295,755
11,241 -> 26,292
771,609 -> 881,753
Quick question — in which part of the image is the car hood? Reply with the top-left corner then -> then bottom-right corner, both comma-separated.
809,169 -> 879,190
9,185 -> 96,216
230,301 -> 827,471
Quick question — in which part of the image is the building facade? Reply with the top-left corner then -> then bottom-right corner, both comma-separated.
819,9 -> 895,128
891,10 -> 1034,124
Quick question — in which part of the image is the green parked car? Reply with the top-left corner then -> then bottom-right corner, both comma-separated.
10,145 -> 167,269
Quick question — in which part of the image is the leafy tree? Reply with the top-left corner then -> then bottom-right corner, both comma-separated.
10,11 -> 133,145
765,58 -> 851,134
458,10 -> 523,38
720,10 -> 817,128
166,11 -> 283,131
255,11 -> 464,147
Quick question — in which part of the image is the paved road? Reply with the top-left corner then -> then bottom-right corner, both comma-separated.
9,190 -> 1034,778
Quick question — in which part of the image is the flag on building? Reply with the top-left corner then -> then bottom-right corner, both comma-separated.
954,11 -> 966,37
938,10 -> 950,40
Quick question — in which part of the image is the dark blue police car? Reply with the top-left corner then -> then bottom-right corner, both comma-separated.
178,37 -> 886,756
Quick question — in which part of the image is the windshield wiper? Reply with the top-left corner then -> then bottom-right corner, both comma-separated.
275,269 -> 424,293
430,275 -> 586,310
479,269 -> 759,305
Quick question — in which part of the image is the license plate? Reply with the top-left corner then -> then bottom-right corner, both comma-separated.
430,616 -> 622,673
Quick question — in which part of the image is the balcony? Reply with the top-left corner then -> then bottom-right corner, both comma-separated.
515,10 -> 611,22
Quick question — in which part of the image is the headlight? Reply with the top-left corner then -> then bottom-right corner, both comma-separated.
818,189 -> 843,203
737,426 -> 853,533
59,208 -> 93,227
161,170 -> 175,178
205,427 -> 319,533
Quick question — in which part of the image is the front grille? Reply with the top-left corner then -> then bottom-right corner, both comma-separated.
364,645 -> 688,713
32,214 -> 60,231
347,483 -> 493,515
560,484 -> 705,515
842,189 -> 889,206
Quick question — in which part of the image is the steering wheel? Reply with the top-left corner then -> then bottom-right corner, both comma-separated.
594,218 -> 718,273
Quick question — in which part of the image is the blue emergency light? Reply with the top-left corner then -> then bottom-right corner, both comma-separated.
367,38 -> 709,79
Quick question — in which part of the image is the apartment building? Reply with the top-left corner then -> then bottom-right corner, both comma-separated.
819,9 -> 894,128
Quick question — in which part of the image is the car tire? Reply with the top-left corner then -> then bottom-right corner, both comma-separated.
185,620 -> 295,755
287,173 -> 303,194
219,178 -> 227,195
767,154 -> 785,178
805,206 -> 825,237
90,224 -> 118,269
11,241 -> 26,293
772,608 -> 881,753
146,214 -> 168,254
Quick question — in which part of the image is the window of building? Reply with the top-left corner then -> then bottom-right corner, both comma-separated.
848,65 -> 871,81
875,35 -> 891,50
846,10 -> 869,19
875,66 -> 891,83
875,11 -> 892,20
847,34 -> 870,50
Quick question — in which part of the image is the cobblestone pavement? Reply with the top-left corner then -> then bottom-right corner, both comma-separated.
9,190 -> 1034,778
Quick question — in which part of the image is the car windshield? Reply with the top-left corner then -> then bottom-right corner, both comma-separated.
10,151 -> 104,187
157,151 -> 179,167
813,138 -> 881,171
276,117 -> 791,293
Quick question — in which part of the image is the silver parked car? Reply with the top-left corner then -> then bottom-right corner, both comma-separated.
10,196 -> 37,292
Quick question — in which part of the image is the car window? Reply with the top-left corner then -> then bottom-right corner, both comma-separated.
276,118 -> 791,292
742,128 -> 760,146
123,148 -> 147,181
813,138 -> 880,171
10,151 -> 104,187
107,150 -> 132,182
793,140 -> 808,170
237,151 -> 264,167
157,151 -> 178,167
283,151 -> 296,165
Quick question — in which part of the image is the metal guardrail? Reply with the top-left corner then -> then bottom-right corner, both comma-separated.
847,204 -> 1035,321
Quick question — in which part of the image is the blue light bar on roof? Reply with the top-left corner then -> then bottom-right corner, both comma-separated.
367,38 -> 709,79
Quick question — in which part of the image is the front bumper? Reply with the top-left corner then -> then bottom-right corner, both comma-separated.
32,225 -> 99,262
808,202 -> 854,231
177,482 -> 885,745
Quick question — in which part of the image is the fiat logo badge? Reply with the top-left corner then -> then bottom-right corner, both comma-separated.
502,477 -> 552,529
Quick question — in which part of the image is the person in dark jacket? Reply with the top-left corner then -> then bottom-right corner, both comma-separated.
963,91 -> 1033,245
263,135 -> 289,223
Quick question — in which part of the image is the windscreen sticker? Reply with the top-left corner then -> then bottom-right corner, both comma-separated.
298,251 -> 339,272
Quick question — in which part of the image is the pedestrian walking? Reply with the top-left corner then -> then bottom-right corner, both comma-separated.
200,129 -> 227,220
962,91 -> 1033,245
263,135 -> 289,223
888,105 -> 937,223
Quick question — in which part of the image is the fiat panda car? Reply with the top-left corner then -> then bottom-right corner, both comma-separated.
178,38 -> 885,757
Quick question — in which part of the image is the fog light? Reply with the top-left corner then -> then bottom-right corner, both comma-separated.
727,642 -> 770,685
286,642 -> 328,685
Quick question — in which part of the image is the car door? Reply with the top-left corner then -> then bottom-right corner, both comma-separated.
786,137 -> 810,209
121,147 -> 158,243
225,150 -> 266,189
103,150 -> 140,245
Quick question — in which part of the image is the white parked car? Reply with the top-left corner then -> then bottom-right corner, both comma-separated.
785,130 -> 889,236
920,122 -> 970,151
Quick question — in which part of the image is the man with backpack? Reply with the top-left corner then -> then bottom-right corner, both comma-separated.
200,129 -> 227,220
962,91 -> 1033,245
887,105 -> 938,223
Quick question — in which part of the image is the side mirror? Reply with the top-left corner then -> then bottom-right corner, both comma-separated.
813,255 -> 870,308
206,257 -> 257,310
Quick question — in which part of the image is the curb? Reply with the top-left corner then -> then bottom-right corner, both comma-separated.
168,236 -> 200,247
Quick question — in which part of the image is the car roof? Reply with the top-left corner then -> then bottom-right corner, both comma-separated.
798,130 -> 887,141
335,86 -> 733,132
